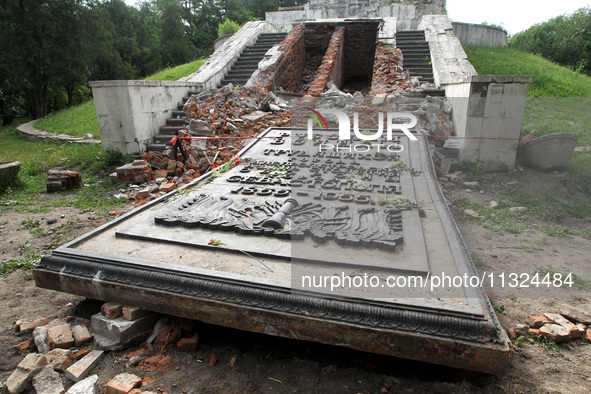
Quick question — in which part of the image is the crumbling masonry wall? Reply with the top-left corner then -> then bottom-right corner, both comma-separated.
273,25 -> 306,92
307,26 -> 345,95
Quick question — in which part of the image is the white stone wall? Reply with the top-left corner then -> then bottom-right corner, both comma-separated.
266,0 -> 446,32
90,80 -> 200,155
452,23 -> 507,47
182,21 -> 278,89
419,15 -> 477,86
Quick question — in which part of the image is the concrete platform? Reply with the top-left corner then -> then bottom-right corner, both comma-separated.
34,127 -> 510,375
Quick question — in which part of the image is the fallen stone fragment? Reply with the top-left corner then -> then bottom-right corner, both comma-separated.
48,324 -> 75,349
106,373 -> 142,394
65,374 -> 98,394
539,324 -> 571,343
586,329 -> 591,342
544,313 -> 579,337
14,316 -> 56,335
559,304 -> 591,325
514,324 -> 529,337
146,316 -> 171,344
102,302 -> 123,319
463,209 -> 479,218
6,353 -> 48,394
32,364 -> 65,394
72,324 -> 92,347
45,348 -> 75,372
91,313 -> 160,351
65,350 -> 104,382
525,315 -> 552,329
573,324 -> 587,339
229,356 -> 237,368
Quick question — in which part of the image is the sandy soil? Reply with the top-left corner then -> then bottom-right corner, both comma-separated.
1,168 -> 590,393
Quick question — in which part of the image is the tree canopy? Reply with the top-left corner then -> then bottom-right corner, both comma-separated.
0,0 -> 279,123
509,7 -> 591,77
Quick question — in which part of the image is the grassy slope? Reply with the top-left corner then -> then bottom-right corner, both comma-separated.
464,46 -> 591,97
465,46 -> 591,182
34,58 -> 207,139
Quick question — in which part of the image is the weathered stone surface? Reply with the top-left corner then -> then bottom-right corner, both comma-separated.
32,364 -> 65,394
72,324 -> 92,347
91,313 -> 160,351
539,324 -> 571,343
559,304 -> 591,325
65,350 -> 104,382
106,373 -> 142,394
6,353 -> 48,394
65,374 -> 98,394
48,324 -> 75,349
45,349 -> 75,373
189,119 -> 216,136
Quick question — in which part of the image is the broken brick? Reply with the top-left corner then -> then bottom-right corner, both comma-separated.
122,306 -> 149,321
101,302 -> 123,319
72,324 -> 92,347
154,325 -> 171,346
106,373 -> 142,394
46,170 -> 82,192
525,315 -> 552,329
14,339 -> 32,352
15,316 -> 56,335
176,336 -> 198,352
47,324 -> 75,349
65,350 -> 104,382
209,353 -> 217,367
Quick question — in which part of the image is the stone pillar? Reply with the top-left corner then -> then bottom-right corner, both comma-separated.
450,75 -> 533,170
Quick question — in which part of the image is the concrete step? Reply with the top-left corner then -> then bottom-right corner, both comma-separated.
233,60 -> 262,67
160,125 -> 185,135
187,91 -> 200,96
231,65 -> 259,71
226,71 -> 257,78
146,144 -> 167,153
166,118 -> 188,126
242,48 -> 270,54
221,79 -> 249,86
422,88 -> 445,96
172,111 -> 187,118
153,134 -> 176,144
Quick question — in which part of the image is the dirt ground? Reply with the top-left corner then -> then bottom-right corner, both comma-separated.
1,168 -> 591,393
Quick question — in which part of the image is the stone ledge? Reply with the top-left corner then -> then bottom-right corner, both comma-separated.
470,75 -> 534,84
89,80 -> 202,88
17,121 -> 101,145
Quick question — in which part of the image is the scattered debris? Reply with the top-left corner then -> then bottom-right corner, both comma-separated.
46,170 -> 82,193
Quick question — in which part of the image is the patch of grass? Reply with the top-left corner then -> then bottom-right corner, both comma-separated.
35,100 -> 100,139
454,160 -> 485,179
528,333 -> 560,352
34,57 -> 207,139
542,226 -> 577,238
457,197 -> 527,234
0,251 -> 43,275
145,58 -> 207,81
21,218 -> 40,229
377,195 -> 425,217
0,124 -> 125,213
465,46 -> 591,97
536,267 -> 591,290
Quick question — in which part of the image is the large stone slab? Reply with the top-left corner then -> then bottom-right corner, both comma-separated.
35,126 -> 510,375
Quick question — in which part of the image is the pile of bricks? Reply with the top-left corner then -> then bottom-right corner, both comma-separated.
46,170 -> 82,193
369,43 -> 409,95
508,304 -> 591,345
116,160 -> 153,184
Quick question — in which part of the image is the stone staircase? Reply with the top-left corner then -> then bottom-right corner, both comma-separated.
146,33 -> 287,153
219,33 -> 287,87
396,30 -> 435,84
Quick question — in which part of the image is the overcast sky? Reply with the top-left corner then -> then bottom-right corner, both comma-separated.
124,0 -> 590,35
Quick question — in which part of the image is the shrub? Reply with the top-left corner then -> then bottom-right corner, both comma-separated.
218,19 -> 241,38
